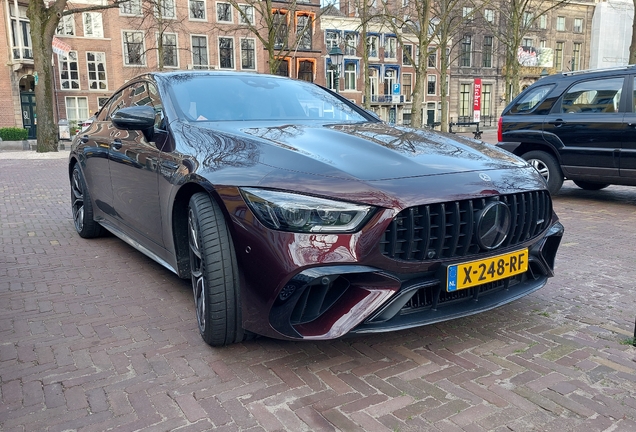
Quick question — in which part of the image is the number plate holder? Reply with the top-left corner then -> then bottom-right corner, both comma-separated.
445,249 -> 529,292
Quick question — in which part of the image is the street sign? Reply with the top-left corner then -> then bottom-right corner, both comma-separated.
392,83 -> 400,95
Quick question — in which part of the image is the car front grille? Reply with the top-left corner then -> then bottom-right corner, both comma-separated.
380,191 -> 552,262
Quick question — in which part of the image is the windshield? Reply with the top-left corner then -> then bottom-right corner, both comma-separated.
167,74 -> 369,123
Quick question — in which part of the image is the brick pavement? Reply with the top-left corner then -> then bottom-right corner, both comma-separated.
1,151 -> 635,431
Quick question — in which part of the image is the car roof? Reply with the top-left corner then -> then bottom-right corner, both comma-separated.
539,64 -> 636,84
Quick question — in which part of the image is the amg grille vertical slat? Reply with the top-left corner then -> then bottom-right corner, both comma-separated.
379,191 -> 552,262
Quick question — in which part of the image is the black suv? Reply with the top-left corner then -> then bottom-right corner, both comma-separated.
497,66 -> 636,194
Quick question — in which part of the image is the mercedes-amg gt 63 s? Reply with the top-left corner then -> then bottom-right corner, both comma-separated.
69,72 -> 563,346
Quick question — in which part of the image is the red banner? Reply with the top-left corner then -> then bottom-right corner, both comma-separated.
52,37 -> 72,57
473,78 -> 482,123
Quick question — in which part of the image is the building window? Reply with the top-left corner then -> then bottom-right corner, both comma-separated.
298,60 -> 314,82
123,31 -> 145,65
325,30 -> 339,50
484,9 -> 494,23
83,12 -> 103,38
403,45 -> 412,65
460,83 -> 471,117
98,97 -> 109,111
428,48 -> 436,68
573,18 -> 583,33
160,33 -> 178,67
367,35 -> 378,58
219,37 -> 234,69
481,84 -> 492,117
483,36 -> 493,68
56,15 -> 74,36
523,38 -> 533,47
384,36 -> 397,59
273,10 -> 288,49
239,5 -> 254,24
326,66 -> 335,91
523,12 -> 533,27
276,59 -> 289,77
539,15 -> 547,29
297,14 -> 312,50
217,2 -> 232,22
555,41 -> 564,70
66,96 -> 89,126
241,38 -> 255,70
9,6 -> 32,60
383,69 -> 396,95
427,75 -> 436,95
155,0 -> 176,19
189,0 -> 206,20
191,35 -> 208,68
345,33 -> 357,55
86,52 -> 107,90
402,73 -> 412,101
460,35 -> 471,67
344,63 -> 356,90
557,16 -> 565,31
120,0 -> 141,15
462,7 -> 473,21
572,43 -> 581,71
59,51 -> 80,90
369,69 -> 379,96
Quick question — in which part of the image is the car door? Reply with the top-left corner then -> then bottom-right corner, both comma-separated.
108,81 -> 164,247
542,76 -> 626,179
620,76 -> 636,178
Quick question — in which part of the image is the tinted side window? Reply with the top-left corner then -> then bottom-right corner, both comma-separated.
509,85 -> 554,114
560,77 -> 623,114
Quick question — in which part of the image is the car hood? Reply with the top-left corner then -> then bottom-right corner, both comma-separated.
178,121 -> 526,182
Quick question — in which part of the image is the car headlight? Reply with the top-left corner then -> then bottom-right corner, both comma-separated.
240,188 -> 374,233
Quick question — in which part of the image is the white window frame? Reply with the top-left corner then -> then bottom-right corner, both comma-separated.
86,51 -> 108,91
368,35 -> 378,59
122,30 -> 146,66
484,9 -> 494,23
326,30 -> 339,50
59,50 -> 80,90
82,12 -> 103,38
539,15 -> 547,29
573,18 -> 583,33
238,4 -> 255,25
462,7 -> 473,21
345,33 -> 356,56
401,73 -> 412,102
66,96 -> 89,124
384,36 -> 397,60
344,62 -> 356,91
218,36 -> 235,69
158,32 -> 179,68
155,0 -> 176,19
56,14 -> 75,36
403,44 -> 412,66
189,0 -> 207,21
119,0 -> 142,16
240,37 -> 256,70
190,34 -> 209,68
557,16 -> 565,31
427,74 -> 437,96
97,97 -> 109,112
216,2 -> 233,23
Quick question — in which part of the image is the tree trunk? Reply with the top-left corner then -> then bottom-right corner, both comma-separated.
27,1 -> 64,153
630,0 -> 636,63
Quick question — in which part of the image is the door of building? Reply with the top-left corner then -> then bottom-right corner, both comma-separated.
20,91 -> 36,139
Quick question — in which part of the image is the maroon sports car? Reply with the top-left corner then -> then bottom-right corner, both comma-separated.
69,71 -> 563,346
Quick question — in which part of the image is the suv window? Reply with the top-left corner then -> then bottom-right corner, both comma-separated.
509,85 -> 553,114
560,77 -> 623,114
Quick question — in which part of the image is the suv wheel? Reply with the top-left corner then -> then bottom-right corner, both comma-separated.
522,150 -> 564,195
573,181 -> 610,191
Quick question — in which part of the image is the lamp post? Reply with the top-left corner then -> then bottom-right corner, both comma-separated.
328,46 -> 344,93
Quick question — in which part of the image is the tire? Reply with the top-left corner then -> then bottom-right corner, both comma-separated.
522,150 -> 564,195
71,165 -> 103,238
188,192 -> 244,346
573,180 -> 610,191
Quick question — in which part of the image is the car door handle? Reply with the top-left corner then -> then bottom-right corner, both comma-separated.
549,119 -> 566,127
110,139 -> 122,150
160,160 -> 179,170
80,135 -> 89,143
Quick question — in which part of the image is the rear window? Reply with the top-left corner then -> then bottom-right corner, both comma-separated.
509,85 -> 554,114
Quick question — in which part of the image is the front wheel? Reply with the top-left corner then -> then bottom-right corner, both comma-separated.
522,150 -> 564,195
70,165 -> 103,238
188,192 -> 244,346
573,181 -> 610,191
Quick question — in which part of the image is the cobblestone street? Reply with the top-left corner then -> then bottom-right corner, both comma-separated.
1,151 -> 635,431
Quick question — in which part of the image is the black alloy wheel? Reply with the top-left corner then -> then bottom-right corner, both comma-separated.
522,150 -> 564,195
71,165 -> 103,238
187,192 -> 244,346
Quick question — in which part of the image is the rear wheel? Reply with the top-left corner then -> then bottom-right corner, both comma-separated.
522,150 -> 564,195
188,192 -> 244,346
573,181 -> 610,191
71,165 -> 103,238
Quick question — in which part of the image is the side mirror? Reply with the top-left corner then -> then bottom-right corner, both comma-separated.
112,106 -> 155,130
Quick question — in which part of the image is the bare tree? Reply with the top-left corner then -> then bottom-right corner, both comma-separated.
486,0 -> 571,104
27,0 -> 127,153
630,0 -> 636,63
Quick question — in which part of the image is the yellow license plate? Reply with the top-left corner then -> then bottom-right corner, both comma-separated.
446,249 -> 528,292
